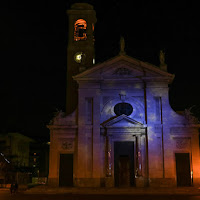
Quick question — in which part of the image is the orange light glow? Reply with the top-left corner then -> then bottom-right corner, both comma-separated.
74,19 -> 87,41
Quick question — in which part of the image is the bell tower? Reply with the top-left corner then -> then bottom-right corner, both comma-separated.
66,3 -> 96,114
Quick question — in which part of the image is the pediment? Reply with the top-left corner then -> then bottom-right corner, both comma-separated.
73,54 -> 174,83
101,114 -> 143,128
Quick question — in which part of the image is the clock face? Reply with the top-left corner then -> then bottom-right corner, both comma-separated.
74,52 -> 85,63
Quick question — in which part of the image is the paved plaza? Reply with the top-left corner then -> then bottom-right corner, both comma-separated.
1,190 -> 200,200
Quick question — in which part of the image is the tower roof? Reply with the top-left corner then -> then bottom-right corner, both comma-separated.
71,3 -> 94,10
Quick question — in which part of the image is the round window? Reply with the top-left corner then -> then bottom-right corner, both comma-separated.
114,103 -> 133,116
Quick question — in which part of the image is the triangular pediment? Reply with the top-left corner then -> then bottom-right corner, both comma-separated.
101,114 -> 143,128
73,54 -> 174,83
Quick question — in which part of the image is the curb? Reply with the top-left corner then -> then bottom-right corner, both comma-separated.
0,188 -> 9,191
23,187 -> 200,195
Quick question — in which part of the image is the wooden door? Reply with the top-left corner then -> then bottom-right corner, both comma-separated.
175,153 -> 191,186
59,154 -> 73,187
114,142 -> 134,187
119,155 -> 130,187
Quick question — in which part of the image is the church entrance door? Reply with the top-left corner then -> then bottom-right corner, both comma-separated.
175,153 -> 191,186
114,142 -> 134,187
59,154 -> 73,187
118,155 -> 130,186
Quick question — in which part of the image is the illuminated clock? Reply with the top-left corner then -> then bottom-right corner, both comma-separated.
74,52 -> 85,63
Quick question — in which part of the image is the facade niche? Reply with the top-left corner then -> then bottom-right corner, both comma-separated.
155,97 -> 161,122
85,97 -> 93,124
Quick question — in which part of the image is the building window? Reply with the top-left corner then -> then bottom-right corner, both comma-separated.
114,103 -> 133,116
85,98 -> 93,124
74,19 -> 87,41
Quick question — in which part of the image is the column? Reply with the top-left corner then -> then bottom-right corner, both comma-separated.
136,135 -> 142,177
141,135 -> 146,177
106,135 -> 112,177
136,134 -> 147,187
92,93 -> 101,181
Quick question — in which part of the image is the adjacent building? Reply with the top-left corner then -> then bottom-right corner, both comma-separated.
0,132 -> 34,184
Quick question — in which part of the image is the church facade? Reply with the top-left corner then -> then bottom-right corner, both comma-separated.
48,3 -> 200,187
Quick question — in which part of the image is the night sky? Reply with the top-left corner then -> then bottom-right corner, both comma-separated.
1,1 -> 199,141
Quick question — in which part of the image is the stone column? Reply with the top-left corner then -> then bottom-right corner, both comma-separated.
106,135 -> 112,177
141,135 -> 146,177
92,93 -> 101,186
135,134 -> 146,187
105,134 -> 113,187
136,135 -> 142,176
76,90 -> 88,185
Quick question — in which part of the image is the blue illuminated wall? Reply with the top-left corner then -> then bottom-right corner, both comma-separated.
48,54 -> 200,188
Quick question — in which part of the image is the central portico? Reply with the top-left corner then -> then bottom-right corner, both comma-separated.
101,114 -> 148,187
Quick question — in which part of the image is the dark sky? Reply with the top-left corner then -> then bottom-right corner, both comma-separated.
0,0 -> 199,141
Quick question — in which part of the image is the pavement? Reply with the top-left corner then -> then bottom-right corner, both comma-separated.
19,185 -> 200,195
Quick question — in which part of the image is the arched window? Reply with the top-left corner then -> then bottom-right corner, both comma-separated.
74,19 -> 87,41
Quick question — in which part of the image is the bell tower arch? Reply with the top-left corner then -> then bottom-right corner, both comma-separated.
66,3 -> 96,114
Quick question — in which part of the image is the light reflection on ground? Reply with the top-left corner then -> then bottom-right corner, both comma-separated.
1,191 -> 200,200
